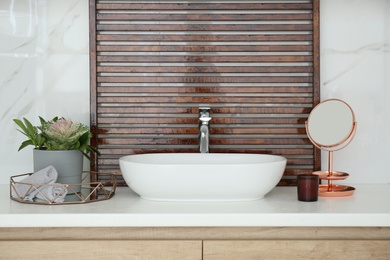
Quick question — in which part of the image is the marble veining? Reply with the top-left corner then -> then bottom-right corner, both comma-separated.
0,0 -> 90,183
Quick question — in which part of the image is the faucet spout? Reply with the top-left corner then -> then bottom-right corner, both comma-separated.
199,107 -> 211,153
199,124 -> 209,153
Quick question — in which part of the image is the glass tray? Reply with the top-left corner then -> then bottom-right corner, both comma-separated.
10,171 -> 117,205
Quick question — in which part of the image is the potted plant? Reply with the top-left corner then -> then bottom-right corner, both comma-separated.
13,116 -> 99,192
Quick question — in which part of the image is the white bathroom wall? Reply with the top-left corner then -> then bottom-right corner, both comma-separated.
320,0 -> 390,184
0,0 -> 90,183
0,0 -> 389,184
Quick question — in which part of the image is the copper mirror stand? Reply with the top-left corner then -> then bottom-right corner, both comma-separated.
306,99 -> 357,197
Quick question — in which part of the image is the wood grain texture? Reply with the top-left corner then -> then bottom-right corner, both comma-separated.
90,0 -> 321,184
204,240 -> 390,260
0,240 -> 202,260
1,227 -> 390,259
2,227 -> 390,241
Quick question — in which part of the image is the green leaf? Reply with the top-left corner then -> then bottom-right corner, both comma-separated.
14,117 -> 42,150
36,135 -> 45,148
18,140 -> 34,151
22,118 -> 37,137
87,145 -> 100,156
78,132 -> 90,148
13,119 -> 28,135
38,116 -> 47,126
82,151 -> 91,161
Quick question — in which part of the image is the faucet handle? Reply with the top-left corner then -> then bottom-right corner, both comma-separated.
199,107 -> 210,114
199,107 -> 211,122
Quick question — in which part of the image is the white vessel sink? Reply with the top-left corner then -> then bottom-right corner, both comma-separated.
119,153 -> 287,202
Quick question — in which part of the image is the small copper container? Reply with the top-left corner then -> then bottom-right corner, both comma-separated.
297,174 -> 319,202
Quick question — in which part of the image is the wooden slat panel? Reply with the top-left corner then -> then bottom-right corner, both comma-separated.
90,0 -> 320,185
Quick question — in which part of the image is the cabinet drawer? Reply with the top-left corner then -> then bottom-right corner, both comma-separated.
204,240 -> 390,260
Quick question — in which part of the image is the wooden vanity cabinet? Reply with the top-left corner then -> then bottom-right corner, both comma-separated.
1,227 -> 390,259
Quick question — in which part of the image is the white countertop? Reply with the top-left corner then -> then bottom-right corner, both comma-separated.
1,184 -> 390,228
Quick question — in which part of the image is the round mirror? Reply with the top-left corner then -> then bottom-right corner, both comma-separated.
306,99 -> 356,149
306,99 -> 357,197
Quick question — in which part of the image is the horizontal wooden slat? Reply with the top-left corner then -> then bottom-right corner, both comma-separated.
97,45 -> 312,52
97,117 -> 307,124
97,106 -> 312,114
96,3 -> 313,11
97,13 -> 313,21
97,24 -> 313,32
97,34 -> 313,42
97,127 -> 307,135
96,147 -> 314,156
97,96 -> 312,104
97,55 -> 313,63
98,138 -> 311,145
97,66 -> 313,73
97,86 -> 313,94
97,76 -> 312,84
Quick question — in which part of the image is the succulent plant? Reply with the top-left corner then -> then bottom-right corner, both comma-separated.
13,116 -> 99,160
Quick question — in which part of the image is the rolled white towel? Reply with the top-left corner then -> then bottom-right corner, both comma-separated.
35,184 -> 68,203
12,165 -> 58,201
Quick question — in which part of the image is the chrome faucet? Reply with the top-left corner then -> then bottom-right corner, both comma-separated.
199,107 -> 211,153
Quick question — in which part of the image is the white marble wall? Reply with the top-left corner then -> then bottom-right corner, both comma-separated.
321,0 -> 390,184
0,0 -> 89,183
0,0 -> 389,184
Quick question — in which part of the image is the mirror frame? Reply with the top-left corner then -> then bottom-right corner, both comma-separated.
306,98 -> 357,151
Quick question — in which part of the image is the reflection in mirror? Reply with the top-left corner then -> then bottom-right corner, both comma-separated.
305,99 -> 357,197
